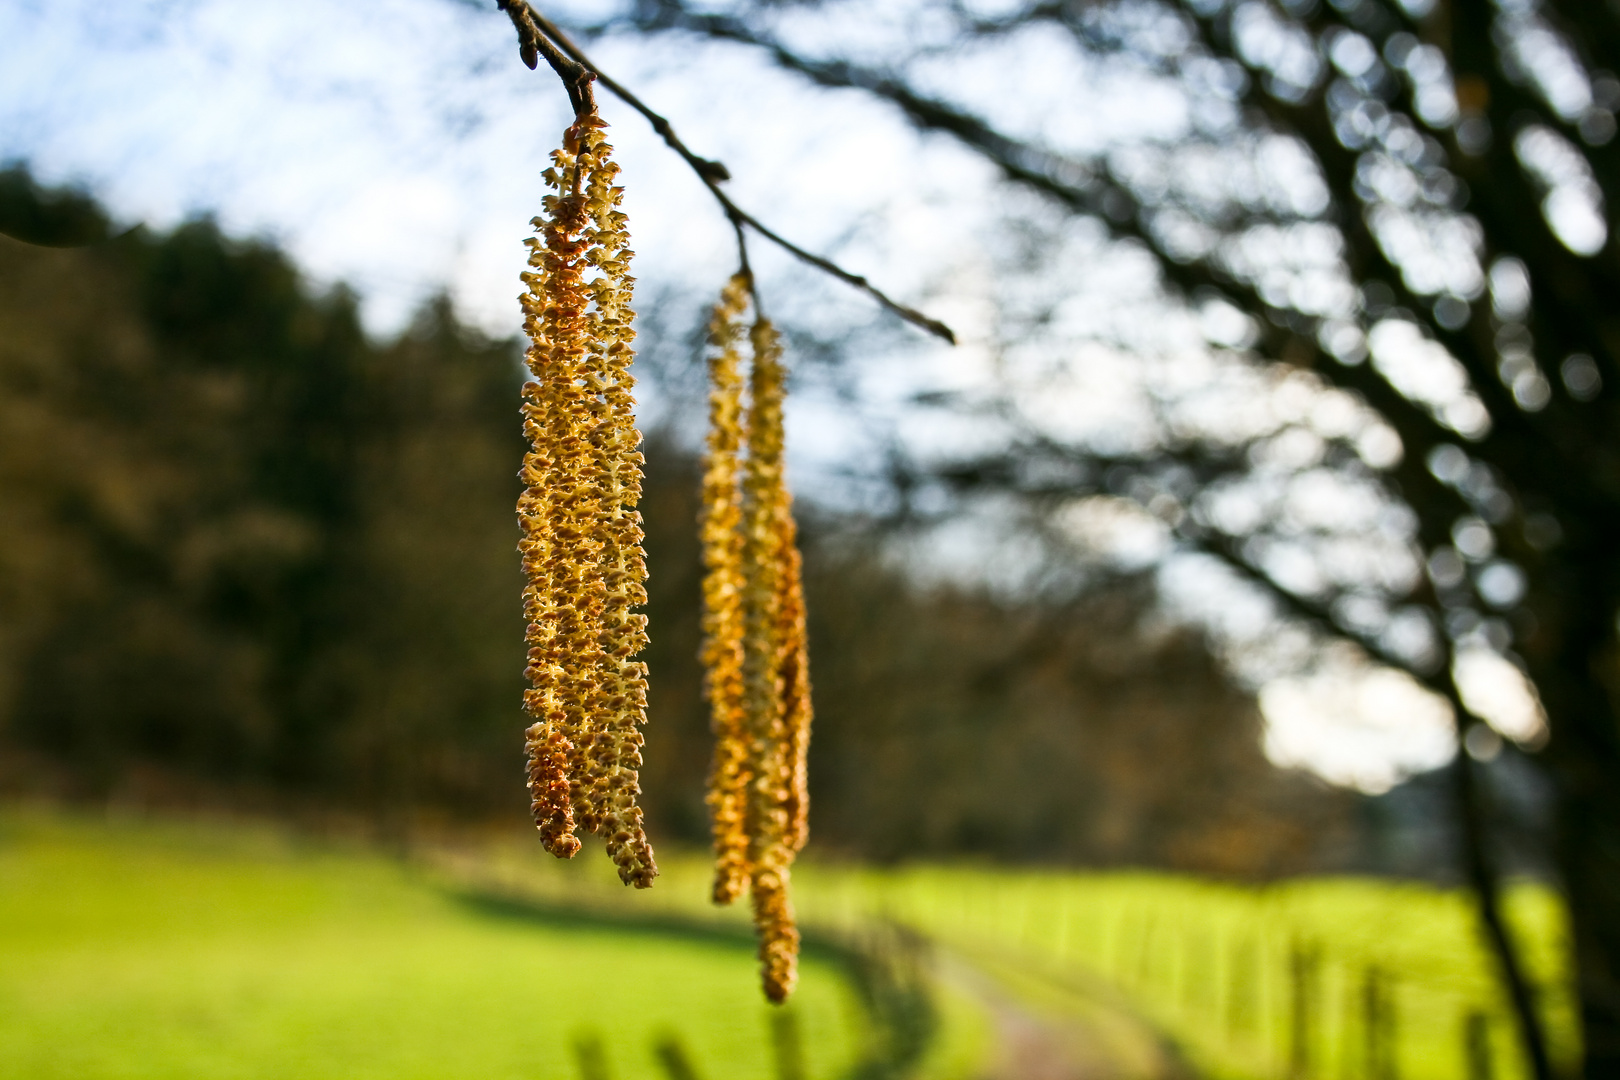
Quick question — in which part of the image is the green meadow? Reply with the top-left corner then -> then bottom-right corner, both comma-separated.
789,865 -> 1578,1080
0,810 -> 1577,1080
422,831 -> 1582,1080
0,811 -> 863,1080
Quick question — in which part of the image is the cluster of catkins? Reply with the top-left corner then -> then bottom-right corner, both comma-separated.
516,109 -> 812,1002
701,273 -> 814,1003
517,110 -> 657,890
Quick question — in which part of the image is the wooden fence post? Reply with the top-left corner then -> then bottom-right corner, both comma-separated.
770,1009 -> 807,1080
1464,1009 -> 1494,1080
1183,925 -> 1210,1014
1359,967 -> 1400,1080
573,1029 -> 613,1080
652,1031 -> 705,1080
1137,911 -> 1157,989
1289,940 -> 1320,1079
1227,935 -> 1256,1039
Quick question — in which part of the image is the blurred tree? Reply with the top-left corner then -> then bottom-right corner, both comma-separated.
634,441 -> 1359,875
0,167 -> 1353,879
800,561 -> 1361,873
582,0 -> 1620,1072
0,172 -> 531,816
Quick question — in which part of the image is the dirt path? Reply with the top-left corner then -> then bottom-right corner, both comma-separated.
935,946 -> 1201,1080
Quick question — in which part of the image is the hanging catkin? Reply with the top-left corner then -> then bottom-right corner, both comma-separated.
702,274 -> 753,906
757,320 -> 812,860
701,279 -> 815,1002
743,315 -> 807,1003
518,109 -> 657,889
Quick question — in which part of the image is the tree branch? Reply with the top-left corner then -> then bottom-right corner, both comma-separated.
498,2 -> 956,345
496,0 -> 594,115
607,3 -> 1507,474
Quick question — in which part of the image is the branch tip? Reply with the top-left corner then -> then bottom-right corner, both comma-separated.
501,2 -> 954,345
499,0 -> 595,115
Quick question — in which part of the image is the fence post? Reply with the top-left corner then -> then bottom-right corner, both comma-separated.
1289,940 -> 1320,1079
573,1029 -> 612,1080
1359,967 -> 1400,1080
1183,926 -> 1209,1015
652,1032 -> 704,1080
1137,911 -> 1157,989
1464,1010 -> 1494,1080
1363,968 -> 1382,1080
1227,935 -> 1256,1040
770,1009 -> 807,1080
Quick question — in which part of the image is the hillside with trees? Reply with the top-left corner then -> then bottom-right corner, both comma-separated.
0,168 -> 1355,876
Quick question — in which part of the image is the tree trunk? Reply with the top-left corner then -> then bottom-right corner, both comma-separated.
1523,551 -> 1620,1077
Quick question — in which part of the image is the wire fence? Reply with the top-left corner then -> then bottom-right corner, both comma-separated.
792,866 -> 1578,1080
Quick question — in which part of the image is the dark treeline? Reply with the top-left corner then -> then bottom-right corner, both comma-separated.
0,170 -> 1357,874
0,171 -> 526,821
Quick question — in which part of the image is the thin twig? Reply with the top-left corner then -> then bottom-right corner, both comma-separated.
731,221 -> 765,317
501,2 -> 956,345
497,0 -> 595,115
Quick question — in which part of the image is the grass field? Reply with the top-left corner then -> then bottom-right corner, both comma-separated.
789,864 -> 1578,1080
0,808 -> 1577,1080
433,830 -> 1581,1080
0,810 -> 865,1080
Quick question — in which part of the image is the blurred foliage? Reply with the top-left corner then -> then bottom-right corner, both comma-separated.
639,444 -> 1358,875
0,167 -> 529,816
0,169 -> 114,247
799,567 -> 1354,873
0,167 -> 1351,874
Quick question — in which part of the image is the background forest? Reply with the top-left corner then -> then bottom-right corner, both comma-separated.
0,167 -> 1368,875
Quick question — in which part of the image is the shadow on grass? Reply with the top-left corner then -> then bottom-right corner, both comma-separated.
448,886 -> 938,1080
452,887 -> 760,953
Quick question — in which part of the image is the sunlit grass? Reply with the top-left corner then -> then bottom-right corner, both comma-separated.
420,826 -> 1580,1080
789,864 -> 1577,1080
1,808 -> 1573,1080
0,810 -> 861,1080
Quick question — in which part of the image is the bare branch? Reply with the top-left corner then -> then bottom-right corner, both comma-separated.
499,2 -> 956,345
496,0 -> 594,115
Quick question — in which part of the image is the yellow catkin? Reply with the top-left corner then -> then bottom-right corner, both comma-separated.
702,274 -> 753,905
518,125 -> 590,860
757,320 -> 812,861
518,110 -> 656,887
698,284 -> 814,1000
577,116 -> 656,888
699,276 -> 816,997
741,315 -> 804,1003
